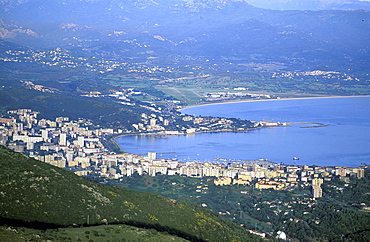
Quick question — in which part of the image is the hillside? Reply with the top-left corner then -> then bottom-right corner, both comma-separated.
0,86 -> 145,129
0,224 -> 189,242
0,145 -> 262,242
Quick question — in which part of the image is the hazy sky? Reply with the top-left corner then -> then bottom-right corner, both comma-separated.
245,0 -> 370,10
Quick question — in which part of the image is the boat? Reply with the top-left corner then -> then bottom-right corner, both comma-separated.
293,157 -> 300,160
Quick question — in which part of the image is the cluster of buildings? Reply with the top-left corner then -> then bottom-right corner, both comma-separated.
205,91 -> 272,102
0,109 -> 367,199
213,163 -> 365,198
0,109 -> 118,173
271,69 -> 359,82
253,165 -> 364,199
104,89 -> 264,134
1,47 -> 174,74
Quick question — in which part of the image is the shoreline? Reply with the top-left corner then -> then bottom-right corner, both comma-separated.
180,94 -> 370,111
111,94 -> 370,158
110,129 -> 254,155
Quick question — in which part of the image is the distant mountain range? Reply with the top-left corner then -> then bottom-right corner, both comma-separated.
0,0 -> 369,72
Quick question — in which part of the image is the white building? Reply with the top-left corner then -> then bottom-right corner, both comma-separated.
59,133 -> 67,146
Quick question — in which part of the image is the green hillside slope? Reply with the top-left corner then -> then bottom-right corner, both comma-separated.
0,145 -> 262,242
0,224 -> 189,242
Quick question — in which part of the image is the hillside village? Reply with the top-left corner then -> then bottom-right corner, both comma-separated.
0,108 -> 366,203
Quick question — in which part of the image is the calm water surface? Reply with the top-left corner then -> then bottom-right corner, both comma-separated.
117,97 -> 370,167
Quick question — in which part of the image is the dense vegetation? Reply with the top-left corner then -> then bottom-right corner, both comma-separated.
322,175 -> 370,204
106,173 -> 370,241
0,224 -> 189,242
0,145 -> 262,242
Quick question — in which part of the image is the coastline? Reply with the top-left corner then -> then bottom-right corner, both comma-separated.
111,129 -> 253,155
180,94 -> 370,111
105,133 -> 131,154
111,95 -> 370,158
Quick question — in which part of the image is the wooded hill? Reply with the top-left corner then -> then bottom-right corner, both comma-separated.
0,145 -> 262,242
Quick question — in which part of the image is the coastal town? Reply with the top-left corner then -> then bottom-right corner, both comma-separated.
0,108 -> 366,202
1,2 -> 369,240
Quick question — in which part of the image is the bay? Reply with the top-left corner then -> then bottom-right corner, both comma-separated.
116,96 -> 370,167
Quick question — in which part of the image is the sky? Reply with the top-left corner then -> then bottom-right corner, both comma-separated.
245,0 -> 370,10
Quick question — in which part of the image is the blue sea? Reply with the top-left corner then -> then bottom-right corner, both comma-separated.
116,97 -> 370,167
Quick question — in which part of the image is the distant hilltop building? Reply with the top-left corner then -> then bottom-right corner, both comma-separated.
312,178 -> 323,199
312,185 -> 323,199
312,178 -> 323,187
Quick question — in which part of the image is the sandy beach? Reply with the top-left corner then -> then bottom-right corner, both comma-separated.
180,95 -> 370,111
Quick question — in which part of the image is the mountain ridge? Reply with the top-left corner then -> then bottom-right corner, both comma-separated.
0,0 -> 368,71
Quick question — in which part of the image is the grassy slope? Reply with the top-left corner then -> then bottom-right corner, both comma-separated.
0,146 -> 262,242
0,224 -> 189,242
